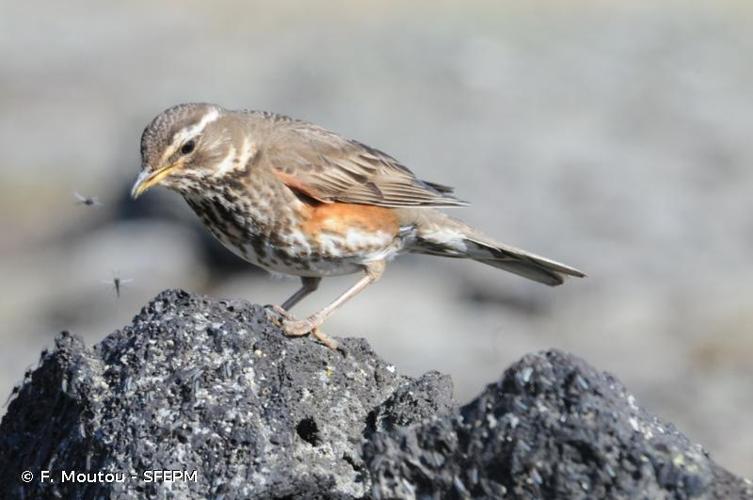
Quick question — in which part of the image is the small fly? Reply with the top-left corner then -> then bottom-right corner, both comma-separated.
74,192 -> 103,207
102,272 -> 133,298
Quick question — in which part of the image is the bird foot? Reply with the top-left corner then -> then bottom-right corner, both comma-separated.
281,317 -> 315,336
265,306 -> 339,351
311,327 -> 339,351
263,304 -> 294,323
281,318 -> 339,351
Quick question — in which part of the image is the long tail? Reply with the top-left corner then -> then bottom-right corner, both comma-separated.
404,210 -> 586,286
461,237 -> 585,286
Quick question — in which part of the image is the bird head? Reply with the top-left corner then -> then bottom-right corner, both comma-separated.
131,103 -> 231,198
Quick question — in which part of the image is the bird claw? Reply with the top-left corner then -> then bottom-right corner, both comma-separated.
311,327 -> 339,351
263,304 -> 294,323
281,318 -> 317,337
281,318 -> 339,351
265,306 -> 339,351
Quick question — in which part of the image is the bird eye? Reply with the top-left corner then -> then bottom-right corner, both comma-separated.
181,140 -> 196,155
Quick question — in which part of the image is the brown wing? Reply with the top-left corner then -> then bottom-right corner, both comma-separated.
260,118 -> 467,208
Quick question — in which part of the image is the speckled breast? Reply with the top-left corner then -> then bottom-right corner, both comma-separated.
184,190 -> 406,278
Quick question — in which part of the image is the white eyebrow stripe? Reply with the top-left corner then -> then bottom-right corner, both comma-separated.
178,108 -> 220,143
159,107 -> 221,165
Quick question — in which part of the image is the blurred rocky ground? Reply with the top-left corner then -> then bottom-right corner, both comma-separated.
1,0 -> 752,477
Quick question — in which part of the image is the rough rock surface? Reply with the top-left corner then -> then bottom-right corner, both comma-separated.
366,352 -> 752,499
0,290 -> 749,499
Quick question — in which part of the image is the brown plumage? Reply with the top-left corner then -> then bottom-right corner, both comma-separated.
132,103 -> 585,349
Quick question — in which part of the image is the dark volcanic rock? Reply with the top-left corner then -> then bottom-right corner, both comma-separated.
366,352 -> 753,499
0,290 -> 749,499
0,290 -> 453,499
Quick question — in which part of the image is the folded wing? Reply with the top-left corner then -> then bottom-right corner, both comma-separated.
262,119 -> 467,208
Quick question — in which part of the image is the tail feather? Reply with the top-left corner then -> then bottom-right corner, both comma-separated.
405,210 -> 585,287
465,239 -> 585,287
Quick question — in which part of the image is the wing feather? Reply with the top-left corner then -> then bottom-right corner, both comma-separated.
260,116 -> 467,208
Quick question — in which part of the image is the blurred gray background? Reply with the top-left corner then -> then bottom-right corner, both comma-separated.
1,0 -> 752,477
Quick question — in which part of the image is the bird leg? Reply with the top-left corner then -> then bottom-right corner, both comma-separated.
282,277 -> 321,311
282,261 -> 386,348
265,277 -> 320,319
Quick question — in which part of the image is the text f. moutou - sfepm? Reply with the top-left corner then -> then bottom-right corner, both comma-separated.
26,470 -> 198,483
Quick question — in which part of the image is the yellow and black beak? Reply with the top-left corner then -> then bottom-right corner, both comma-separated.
130,164 -> 177,199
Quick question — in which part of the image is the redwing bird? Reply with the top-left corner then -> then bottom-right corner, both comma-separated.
131,103 -> 584,349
